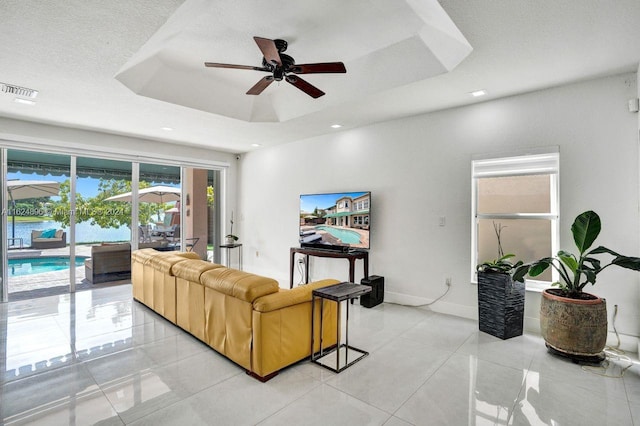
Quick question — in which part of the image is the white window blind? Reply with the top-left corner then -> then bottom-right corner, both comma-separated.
472,152 -> 559,178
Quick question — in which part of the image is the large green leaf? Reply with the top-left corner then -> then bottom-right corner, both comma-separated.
572,211 -> 601,254
612,256 -> 640,271
558,250 -> 578,273
529,261 -> 551,277
512,264 -> 529,282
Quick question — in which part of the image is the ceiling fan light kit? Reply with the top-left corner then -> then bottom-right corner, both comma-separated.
205,36 -> 346,99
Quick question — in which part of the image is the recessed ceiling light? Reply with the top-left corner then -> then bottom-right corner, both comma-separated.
161,127 -> 174,131
470,90 -> 487,97
14,98 -> 35,105
331,124 -> 342,129
251,143 -> 262,147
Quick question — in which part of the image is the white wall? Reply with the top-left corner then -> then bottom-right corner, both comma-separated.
239,72 -> 640,344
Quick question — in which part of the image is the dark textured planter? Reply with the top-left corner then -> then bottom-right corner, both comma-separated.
540,288 -> 607,358
477,272 -> 525,339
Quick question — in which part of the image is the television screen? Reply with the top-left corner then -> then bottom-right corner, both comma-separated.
299,191 -> 370,251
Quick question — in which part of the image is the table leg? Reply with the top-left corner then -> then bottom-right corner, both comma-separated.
336,299 -> 341,370
349,259 -> 356,304
305,254 -> 310,284
311,294 -> 315,358
364,253 -> 369,279
345,297 -> 350,366
348,258 -> 355,283
290,251 -> 295,289
320,297 -> 324,357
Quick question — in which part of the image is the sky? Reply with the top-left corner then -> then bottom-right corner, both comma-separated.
300,191 -> 368,213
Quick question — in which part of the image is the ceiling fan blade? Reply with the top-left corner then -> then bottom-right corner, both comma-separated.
285,75 -> 325,98
290,62 -> 347,74
246,76 -> 274,95
253,37 -> 282,67
204,62 -> 269,72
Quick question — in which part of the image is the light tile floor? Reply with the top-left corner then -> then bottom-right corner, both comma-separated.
1,284 -> 640,425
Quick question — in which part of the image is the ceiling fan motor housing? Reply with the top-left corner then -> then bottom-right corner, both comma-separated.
205,36 -> 346,98
263,52 -> 295,81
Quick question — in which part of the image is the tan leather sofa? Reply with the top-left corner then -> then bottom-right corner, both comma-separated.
131,249 -> 340,381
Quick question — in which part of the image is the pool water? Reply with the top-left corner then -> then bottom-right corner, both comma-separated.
8,257 -> 87,277
315,226 -> 361,244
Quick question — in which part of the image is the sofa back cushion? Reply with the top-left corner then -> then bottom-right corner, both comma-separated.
201,268 -> 279,303
172,259 -> 223,283
92,242 -> 131,254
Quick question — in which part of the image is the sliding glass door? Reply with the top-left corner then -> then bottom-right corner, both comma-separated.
74,157 -> 132,286
6,149 -> 71,300
2,147 -> 226,302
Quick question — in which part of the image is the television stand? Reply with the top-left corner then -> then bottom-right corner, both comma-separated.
289,247 -> 369,289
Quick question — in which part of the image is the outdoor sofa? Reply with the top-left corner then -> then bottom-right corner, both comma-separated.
31,229 -> 66,249
85,241 -> 165,283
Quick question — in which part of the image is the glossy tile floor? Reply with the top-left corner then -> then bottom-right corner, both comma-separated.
2,285 -> 640,425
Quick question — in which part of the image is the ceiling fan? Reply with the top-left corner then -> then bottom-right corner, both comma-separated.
204,37 -> 346,99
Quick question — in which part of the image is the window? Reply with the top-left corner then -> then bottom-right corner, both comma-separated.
471,151 -> 559,290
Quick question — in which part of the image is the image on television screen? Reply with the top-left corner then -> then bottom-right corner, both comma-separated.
299,191 -> 370,250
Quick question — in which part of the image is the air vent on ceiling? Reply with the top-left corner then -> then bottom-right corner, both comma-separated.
1,82 -> 38,98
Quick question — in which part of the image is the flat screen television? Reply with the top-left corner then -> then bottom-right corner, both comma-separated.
299,191 -> 370,251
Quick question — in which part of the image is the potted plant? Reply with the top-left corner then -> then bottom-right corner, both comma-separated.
513,210 -> 640,361
476,223 -> 525,340
225,211 -> 238,245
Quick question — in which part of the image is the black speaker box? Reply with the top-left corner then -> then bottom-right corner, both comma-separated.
360,275 -> 384,308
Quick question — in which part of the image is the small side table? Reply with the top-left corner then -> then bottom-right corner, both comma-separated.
220,243 -> 243,270
311,282 -> 371,373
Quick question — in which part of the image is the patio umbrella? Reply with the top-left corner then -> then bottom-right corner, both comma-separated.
105,185 -> 181,203
6,180 -> 61,239
106,185 -> 181,223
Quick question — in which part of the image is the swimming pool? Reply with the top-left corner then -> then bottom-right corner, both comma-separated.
315,226 -> 361,244
8,256 -> 87,277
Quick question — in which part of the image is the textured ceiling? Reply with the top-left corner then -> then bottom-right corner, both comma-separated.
115,0 -> 472,122
0,0 -> 639,154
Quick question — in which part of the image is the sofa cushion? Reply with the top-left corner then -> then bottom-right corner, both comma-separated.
253,279 -> 341,313
201,268 -> 279,303
146,253 -> 198,274
41,228 -> 56,238
131,248 -> 160,263
172,259 -> 223,282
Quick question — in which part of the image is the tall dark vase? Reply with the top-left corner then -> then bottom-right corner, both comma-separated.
477,272 -> 525,339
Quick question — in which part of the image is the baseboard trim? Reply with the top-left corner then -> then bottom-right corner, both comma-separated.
385,292 -> 638,353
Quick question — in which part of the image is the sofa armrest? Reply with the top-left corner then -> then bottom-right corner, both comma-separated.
253,279 -> 340,313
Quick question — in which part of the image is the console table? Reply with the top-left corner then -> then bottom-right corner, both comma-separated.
289,247 -> 369,289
